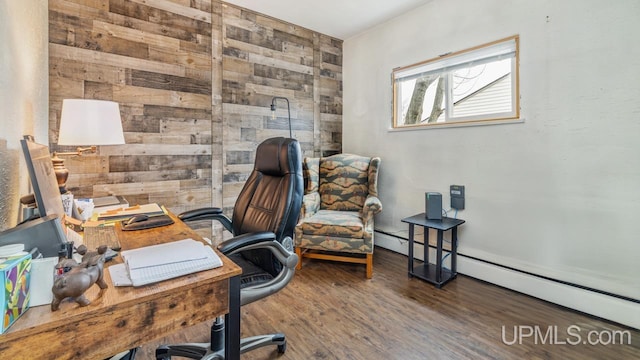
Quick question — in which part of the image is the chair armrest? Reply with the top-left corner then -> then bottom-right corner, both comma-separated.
301,192 -> 320,219
217,231 -> 276,254
178,207 -> 232,233
217,232 -> 297,270
362,195 -> 382,223
218,232 -> 299,306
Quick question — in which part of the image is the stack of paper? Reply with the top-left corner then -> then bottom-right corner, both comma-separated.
96,203 -> 165,221
108,239 -> 223,286
91,195 -> 129,216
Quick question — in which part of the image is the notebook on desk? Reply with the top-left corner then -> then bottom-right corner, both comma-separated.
108,239 -> 223,287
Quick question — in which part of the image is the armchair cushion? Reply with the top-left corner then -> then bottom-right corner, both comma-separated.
297,210 -> 364,239
319,154 -> 371,211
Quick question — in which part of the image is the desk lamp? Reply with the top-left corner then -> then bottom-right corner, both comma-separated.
53,99 -> 125,193
270,96 -> 292,138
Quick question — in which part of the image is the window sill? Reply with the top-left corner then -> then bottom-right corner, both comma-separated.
388,117 -> 525,132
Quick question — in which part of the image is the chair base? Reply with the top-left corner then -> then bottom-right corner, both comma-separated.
295,248 -> 373,278
155,318 -> 287,360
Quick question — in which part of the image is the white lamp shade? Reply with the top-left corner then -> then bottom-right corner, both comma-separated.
58,99 -> 125,146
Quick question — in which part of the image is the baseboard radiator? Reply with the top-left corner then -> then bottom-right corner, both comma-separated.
375,231 -> 639,329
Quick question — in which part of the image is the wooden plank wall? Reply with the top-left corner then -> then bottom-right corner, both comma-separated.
48,0 -> 342,236
317,35 -> 343,156
219,5 -> 343,211
48,0 -> 215,216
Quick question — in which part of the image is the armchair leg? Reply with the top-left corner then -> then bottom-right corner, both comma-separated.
296,247 -> 373,279
295,247 -> 302,270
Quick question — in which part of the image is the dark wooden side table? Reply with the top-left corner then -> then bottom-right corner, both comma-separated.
401,213 -> 465,288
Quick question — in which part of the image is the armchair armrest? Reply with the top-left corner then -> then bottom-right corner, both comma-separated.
218,232 -> 299,306
362,195 -> 382,223
178,207 -> 232,233
300,192 -> 320,219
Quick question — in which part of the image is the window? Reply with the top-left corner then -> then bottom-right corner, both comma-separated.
392,36 -> 519,128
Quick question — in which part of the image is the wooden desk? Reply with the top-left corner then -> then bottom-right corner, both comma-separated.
0,212 -> 242,360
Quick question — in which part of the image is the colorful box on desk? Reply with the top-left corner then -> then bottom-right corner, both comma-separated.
0,253 -> 31,334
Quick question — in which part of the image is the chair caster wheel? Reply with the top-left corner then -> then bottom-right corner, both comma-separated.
277,340 -> 287,354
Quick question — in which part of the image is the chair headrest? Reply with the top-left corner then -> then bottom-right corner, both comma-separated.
255,137 -> 298,176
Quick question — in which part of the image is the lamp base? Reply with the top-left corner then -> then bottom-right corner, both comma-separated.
51,152 -> 69,194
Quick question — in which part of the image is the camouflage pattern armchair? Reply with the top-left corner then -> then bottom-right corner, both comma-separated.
294,154 -> 382,278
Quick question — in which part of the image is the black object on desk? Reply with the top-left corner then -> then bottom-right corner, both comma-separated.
120,214 -> 174,231
401,214 -> 465,288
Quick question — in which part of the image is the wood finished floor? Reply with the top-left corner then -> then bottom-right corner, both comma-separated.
138,248 -> 639,359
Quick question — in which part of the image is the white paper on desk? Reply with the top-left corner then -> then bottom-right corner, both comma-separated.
115,239 -> 223,287
108,263 -> 133,286
122,238 -> 211,270
30,257 -> 58,306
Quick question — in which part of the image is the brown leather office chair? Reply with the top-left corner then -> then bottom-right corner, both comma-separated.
156,137 -> 303,359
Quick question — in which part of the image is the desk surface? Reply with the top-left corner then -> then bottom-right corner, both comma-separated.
0,212 -> 242,359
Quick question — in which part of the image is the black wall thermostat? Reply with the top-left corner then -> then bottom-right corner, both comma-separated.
450,185 -> 465,210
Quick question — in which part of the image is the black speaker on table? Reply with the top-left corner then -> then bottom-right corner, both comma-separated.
425,192 -> 442,220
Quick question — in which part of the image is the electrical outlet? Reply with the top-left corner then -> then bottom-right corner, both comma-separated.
450,185 -> 465,210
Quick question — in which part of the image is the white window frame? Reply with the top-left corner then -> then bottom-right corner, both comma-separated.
392,35 -> 520,128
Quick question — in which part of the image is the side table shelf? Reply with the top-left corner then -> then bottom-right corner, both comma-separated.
401,214 -> 465,288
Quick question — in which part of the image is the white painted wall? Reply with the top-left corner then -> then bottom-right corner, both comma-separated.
343,0 -> 640,323
0,1 -> 49,230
